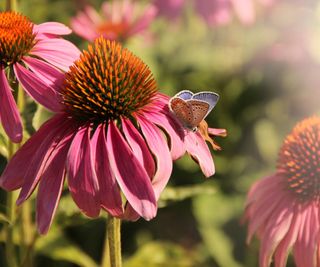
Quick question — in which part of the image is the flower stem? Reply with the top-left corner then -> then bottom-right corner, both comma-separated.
5,0 -> 17,11
5,141 -> 18,267
103,217 -> 122,267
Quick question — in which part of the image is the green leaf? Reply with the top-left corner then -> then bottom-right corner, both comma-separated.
159,184 -> 216,207
35,227 -> 98,267
124,241 -> 198,267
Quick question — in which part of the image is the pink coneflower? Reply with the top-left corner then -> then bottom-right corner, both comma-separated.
71,0 -> 157,42
0,37 -> 224,234
244,116 -> 320,267
0,11 -> 80,143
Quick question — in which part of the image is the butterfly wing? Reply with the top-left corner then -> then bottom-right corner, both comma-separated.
169,97 -> 194,129
192,91 -> 219,118
187,99 -> 210,128
174,90 -> 193,100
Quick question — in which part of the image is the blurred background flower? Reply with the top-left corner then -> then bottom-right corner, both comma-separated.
71,0 -> 157,42
0,0 -> 320,266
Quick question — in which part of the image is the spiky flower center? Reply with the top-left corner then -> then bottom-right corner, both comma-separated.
0,12 -> 36,67
278,116 -> 320,201
62,37 -> 157,122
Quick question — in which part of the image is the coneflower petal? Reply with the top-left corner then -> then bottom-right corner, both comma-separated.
14,63 -> 62,112
31,38 -> 80,71
122,118 -> 155,177
36,130 -> 74,234
137,115 -> 172,200
0,68 -> 22,143
91,124 -> 123,217
67,126 -> 100,218
107,120 -> 157,220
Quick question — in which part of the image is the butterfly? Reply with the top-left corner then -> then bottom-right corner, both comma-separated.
169,90 -> 219,131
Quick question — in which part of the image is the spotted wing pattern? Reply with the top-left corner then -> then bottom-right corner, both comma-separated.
169,97 -> 194,129
192,92 -> 219,118
188,100 -> 210,128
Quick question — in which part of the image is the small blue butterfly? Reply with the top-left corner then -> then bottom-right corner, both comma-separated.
169,90 -> 219,131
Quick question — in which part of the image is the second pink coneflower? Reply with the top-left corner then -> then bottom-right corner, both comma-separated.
244,116 -> 320,267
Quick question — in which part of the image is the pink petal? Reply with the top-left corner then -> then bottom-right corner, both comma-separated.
144,110 -> 185,160
22,56 -> 64,88
67,126 -> 100,218
121,118 -> 155,177
14,63 -> 62,112
36,130 -> 74,234
208,127 -> 227,137
185,131 -> 215,177
273,210 -> 303,267
34,22 -> 72,37
0,68 -> 22,143
293,204 -> 319,267
16,117 -> 72,205
137,116 -> 173,199
31,38 -> 80,72
107,120 -> 157,220
259,201 -> 294,267
70,9 -> 100,41
128,4 -> 157,36
91,124 -> 123,217
0,115 -> 64,191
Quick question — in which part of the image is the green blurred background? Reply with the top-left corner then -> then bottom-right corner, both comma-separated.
1,0 -> 320,266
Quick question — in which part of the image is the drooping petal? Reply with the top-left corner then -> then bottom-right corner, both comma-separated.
67,126 -> 100,218
143,110 -> 185,160
22,56 -> 64,89
0,115 -> 64,191
0,68 -> 22,143
122,118 -> 155,177
259,201 -> 294,267
14,63 -> 62,112
137,115 -> 173,200
273,210 -> 303,267
107,120 -> 157,220
91,124 -> 123,217
185,131 -> 215,177
31,38 -> 80,71
34,22 -> 72,37
36,130 -> 74,234
293,204 -> 319,267
16,119 -> 71,205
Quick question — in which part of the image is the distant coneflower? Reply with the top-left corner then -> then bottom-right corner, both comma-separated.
0,11 -> 80,142
71,0 -> 157,42
0,37 -> 226,234
244,116 -> 320,267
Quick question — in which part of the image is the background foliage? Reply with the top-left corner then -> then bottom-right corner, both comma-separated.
1,0 -> 320,266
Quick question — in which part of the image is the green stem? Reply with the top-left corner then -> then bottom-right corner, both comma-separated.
104,217 -> 122,267
5,142 -> 18,267
5,0 -> 17,11
101,223 -> 111,267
